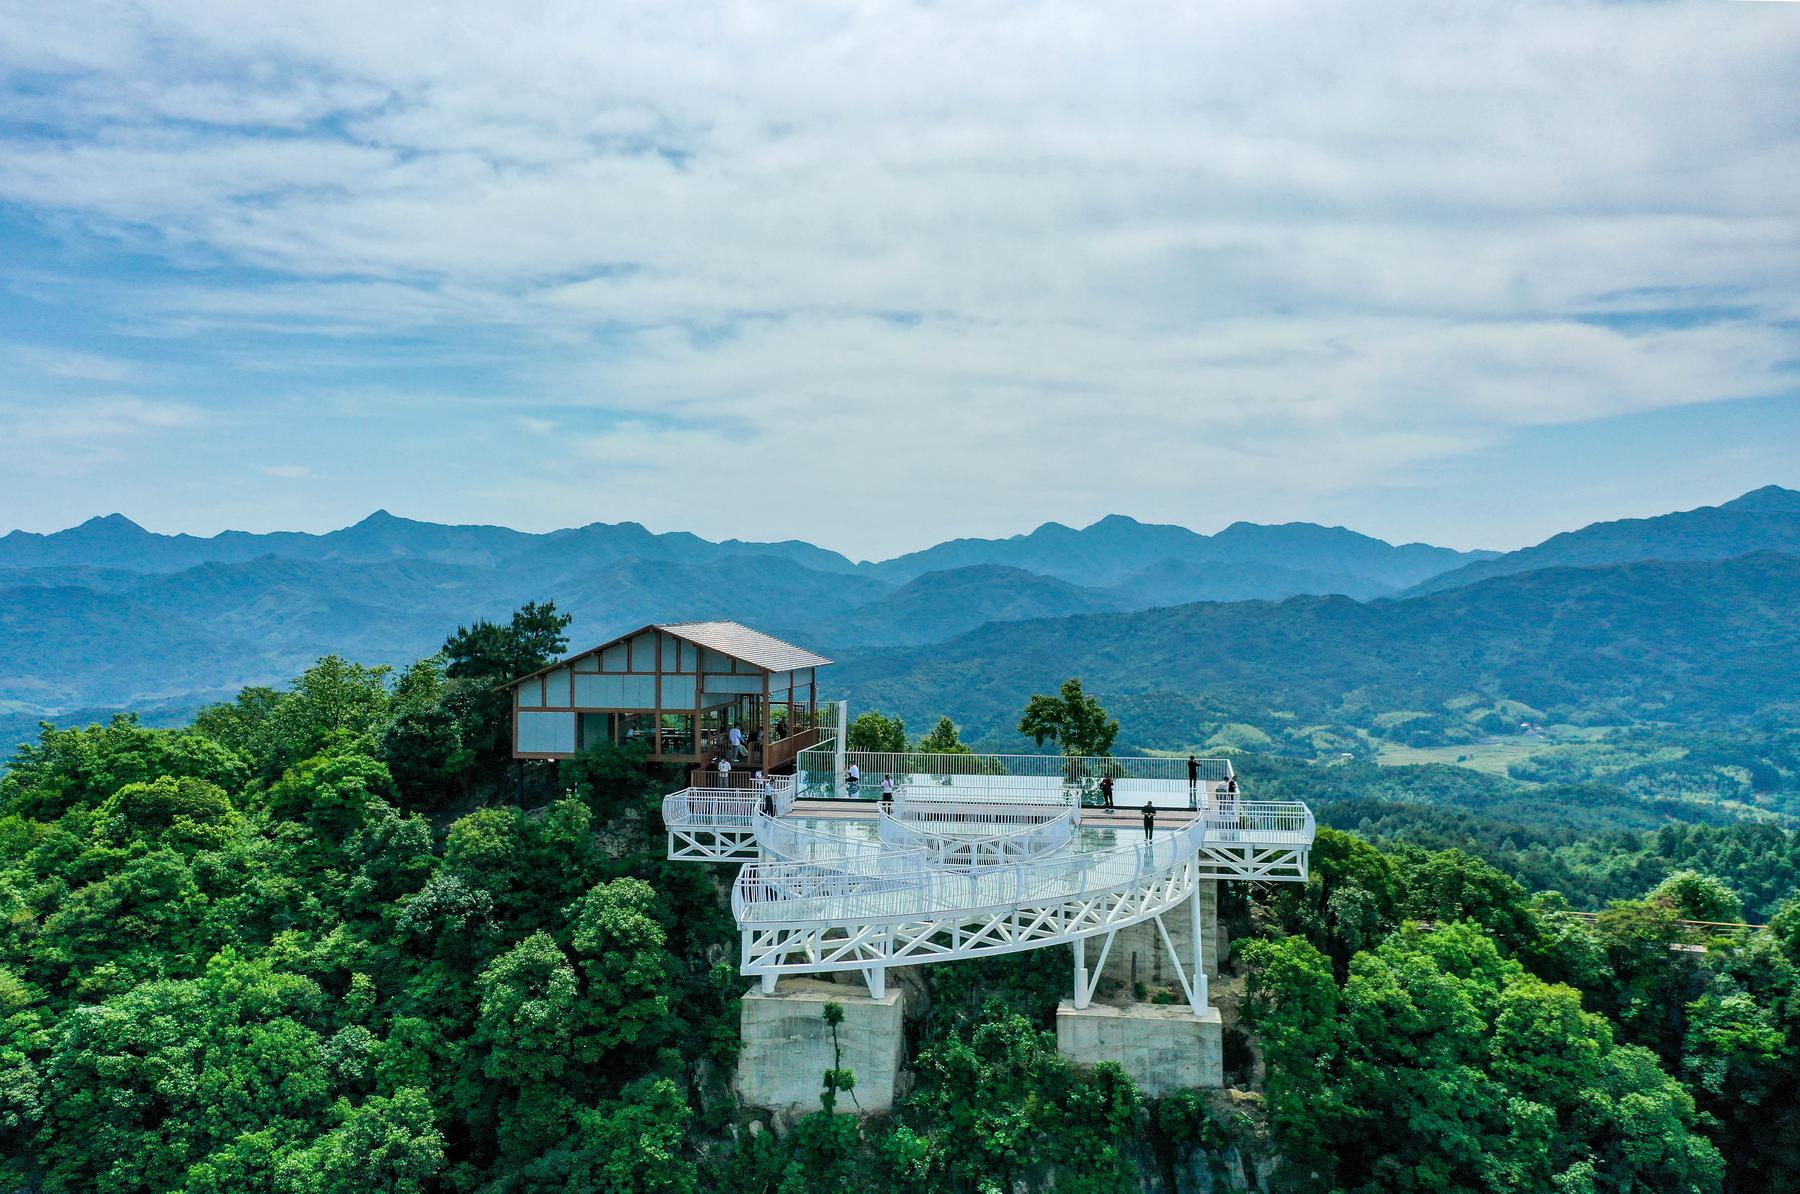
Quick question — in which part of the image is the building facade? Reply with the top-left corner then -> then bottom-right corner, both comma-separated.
502,620 -> 831,769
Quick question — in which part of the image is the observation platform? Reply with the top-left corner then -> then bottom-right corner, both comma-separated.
664,740 -> 1313,1105
663,743 -> 1313,1001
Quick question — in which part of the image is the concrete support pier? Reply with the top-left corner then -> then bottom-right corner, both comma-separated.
735,978 -> 908,1119
1055,1001 -> 1224,1095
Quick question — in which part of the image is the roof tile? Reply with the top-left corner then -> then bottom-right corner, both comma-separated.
656,620 -> 833,671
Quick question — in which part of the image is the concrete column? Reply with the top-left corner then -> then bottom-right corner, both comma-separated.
735,978 -> 907,1121
1056,1001 -> 1224,1094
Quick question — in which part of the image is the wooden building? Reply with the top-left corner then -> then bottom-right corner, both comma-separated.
503,620 -> 831,770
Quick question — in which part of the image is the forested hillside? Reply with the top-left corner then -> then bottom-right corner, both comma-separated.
4,490 -> 1791,760
837,551 -> 1800,756
4,609 -> 1800,1192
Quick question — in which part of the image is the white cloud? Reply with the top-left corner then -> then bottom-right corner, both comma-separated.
7,345 -> 136,383
0,396 -> 210,474
0,0 -> 1795,551
257,463 -> 312,479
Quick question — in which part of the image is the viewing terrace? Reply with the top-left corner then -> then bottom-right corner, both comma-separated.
663,738 -> 1314,1006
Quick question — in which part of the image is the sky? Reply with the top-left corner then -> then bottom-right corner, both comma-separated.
0,1 -> 1797,560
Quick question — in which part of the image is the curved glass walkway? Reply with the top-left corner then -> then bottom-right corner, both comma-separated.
663,747 -> 1314,1003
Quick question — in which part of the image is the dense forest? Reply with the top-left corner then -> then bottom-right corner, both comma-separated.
3,604 -> 1799,1192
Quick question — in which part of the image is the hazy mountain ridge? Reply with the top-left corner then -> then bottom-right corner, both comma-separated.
2,488 -> 1794,750
832,551 -> 1800,748
1405,485 -> 1800,596
861,512 -> 1495,591
795,565 -> 1123,648
0,510 -> 862,575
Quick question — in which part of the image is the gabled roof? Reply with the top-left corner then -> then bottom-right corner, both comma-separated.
656,620 -> 833,671
502,619 -> 831,688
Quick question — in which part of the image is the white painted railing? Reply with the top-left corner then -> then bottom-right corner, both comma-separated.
756,807 -> 892,864
1202,800 -> 1314,840
892,789 -> 1075,816
877,799 -> 1079,869
795,747 -> 1235,799
662,777 -> 795,828
730,799 -> 1310,926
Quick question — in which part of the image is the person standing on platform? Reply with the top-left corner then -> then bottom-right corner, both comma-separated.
728,724 -> 745,761
716,755 -> 731,781
880,774 -> 895,814
1100,774 -> 1115,813
1187,755 -> 1200,809
847,761 -> 861,794
1141,802 -> 1157,840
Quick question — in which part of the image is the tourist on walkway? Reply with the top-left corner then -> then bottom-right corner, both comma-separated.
716,755 -> 731,781
1187,755 -> 1200,810
728,724 -> 745,760
847,761 -> 861,793
1100,774 -> 1115,813
1141,802 -> 1157,840
880,774 -> 895,813
757,771 -> 776,816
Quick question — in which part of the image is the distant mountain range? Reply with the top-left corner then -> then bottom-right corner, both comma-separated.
1404,485 -> 1800,596
861,514 -> 1488,592
0,510 -> 859,575
1,487 -> 1795,752
834,550 -> 1800,750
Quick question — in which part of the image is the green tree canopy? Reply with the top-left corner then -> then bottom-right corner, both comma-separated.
1018,678 -> 1119,757
915,716 -> 974,754
848,710 -> 907,754
442,600 -> 571,682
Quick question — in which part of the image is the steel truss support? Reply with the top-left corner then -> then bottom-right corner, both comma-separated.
740,856 -> 1207,981
1191,880 -> 1208,1012
1146,896 -> 1214,1016
1191,844 -> 1309,881
667,829 -> 759,862
1072,928 -> 1119,1009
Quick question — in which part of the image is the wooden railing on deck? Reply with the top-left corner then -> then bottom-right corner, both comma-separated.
762,726 -> 823,773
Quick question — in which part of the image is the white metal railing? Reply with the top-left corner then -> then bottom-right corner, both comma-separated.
732,813 -> 1194,924
687,769 -> 795,791
662,777 -> 796,829
1203,800 -> 1314,840
756,807 -> 890,864
878,799 -> 1078,869
794,747 -> 1236,799
731,798 -> 1310,926
890,793 -> 1074,823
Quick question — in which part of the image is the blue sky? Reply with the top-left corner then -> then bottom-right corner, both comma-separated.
1,0 -> 1796,558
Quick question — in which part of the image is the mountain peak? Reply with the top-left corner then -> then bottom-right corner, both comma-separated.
1721,485 -> 1800,514
353,509 -> 403,527
74,513 -> 148,536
